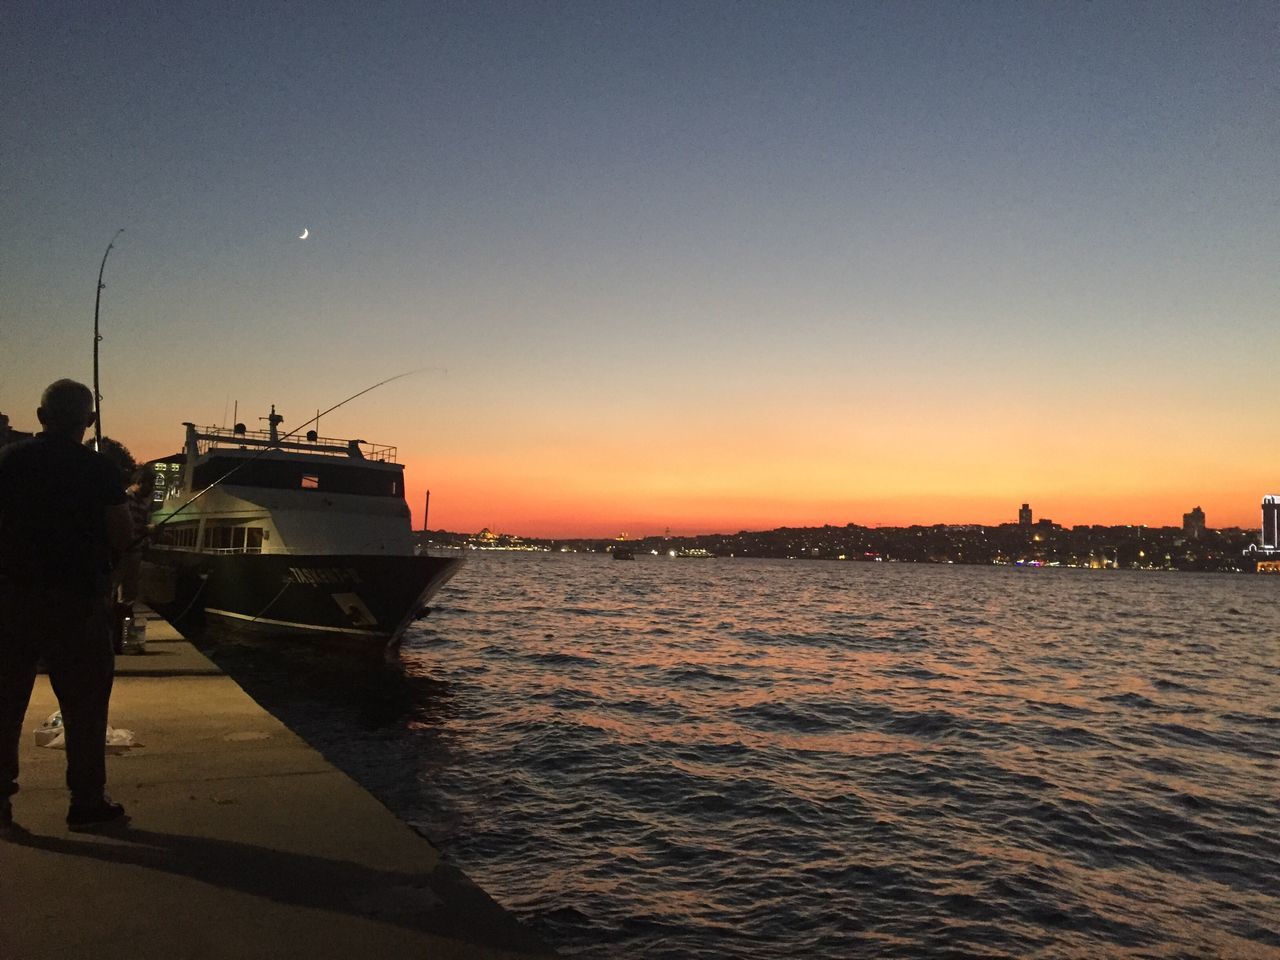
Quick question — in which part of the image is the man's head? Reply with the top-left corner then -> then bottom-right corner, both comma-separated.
37,380 -> 96,439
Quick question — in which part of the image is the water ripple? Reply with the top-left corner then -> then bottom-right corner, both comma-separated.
208,557 -> 1280,958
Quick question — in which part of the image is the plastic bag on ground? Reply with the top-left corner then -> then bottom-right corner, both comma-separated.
34,711 -> 141,750
33,711 -> 64,748
105,726 -> 140,753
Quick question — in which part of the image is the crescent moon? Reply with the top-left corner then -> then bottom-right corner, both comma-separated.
298,228 -> 309,240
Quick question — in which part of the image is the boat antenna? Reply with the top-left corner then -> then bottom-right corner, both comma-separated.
91,228 -> 125,451
144,369 -> 423,540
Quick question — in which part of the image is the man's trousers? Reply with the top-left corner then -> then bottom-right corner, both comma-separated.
0,582 -> 114,803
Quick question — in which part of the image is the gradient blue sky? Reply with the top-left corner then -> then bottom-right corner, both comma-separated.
3,2 -> 1277,535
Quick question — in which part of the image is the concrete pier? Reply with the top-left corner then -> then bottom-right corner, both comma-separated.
1,611 -> 557,960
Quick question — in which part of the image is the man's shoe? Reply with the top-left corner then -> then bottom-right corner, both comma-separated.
67,796 -> 128,831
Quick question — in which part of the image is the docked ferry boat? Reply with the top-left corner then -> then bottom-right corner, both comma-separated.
138,409 -> 462,644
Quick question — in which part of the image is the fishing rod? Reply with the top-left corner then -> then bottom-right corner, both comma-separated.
138,369 -> 424,545
92,228 -> 125,451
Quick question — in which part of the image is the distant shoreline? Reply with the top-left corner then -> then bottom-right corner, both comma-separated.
418,521 -> 1262,573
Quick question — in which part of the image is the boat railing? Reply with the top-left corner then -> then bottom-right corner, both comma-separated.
191,424 -> 397,462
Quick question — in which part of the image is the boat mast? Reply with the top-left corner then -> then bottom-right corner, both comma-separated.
91,228 -> 125,451
261,405 -> 284,445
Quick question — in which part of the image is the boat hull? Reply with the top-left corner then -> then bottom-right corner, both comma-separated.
140,550 -> 463,644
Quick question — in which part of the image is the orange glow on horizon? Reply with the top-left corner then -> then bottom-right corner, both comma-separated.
63,376 -> 1273,542
404,456 -> 1267,539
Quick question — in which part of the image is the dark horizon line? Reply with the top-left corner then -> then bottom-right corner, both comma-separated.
420,519 -> 1261,542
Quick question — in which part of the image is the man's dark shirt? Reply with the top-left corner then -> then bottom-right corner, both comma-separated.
0,434 -> 126,596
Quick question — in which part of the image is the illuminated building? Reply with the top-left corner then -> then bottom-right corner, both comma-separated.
1243,496 -> 1280,570
1018,503 -> 1032,526
1182,506 -> 1206,539
1263,497 -> 1280,552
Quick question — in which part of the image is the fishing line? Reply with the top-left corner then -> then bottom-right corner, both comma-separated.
136,368 -> 426,547
246,579 -> 295,625
168,573 -> 210,623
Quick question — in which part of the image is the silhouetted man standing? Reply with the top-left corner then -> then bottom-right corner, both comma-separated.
0,380 -> 132,831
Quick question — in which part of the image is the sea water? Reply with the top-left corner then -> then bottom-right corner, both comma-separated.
214,554 -> 1280,959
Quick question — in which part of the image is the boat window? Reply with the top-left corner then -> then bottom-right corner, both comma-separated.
162,522 -> 199,550
198,523 -> 267,554
204,526 -> 234,551
190,455 -> 404,498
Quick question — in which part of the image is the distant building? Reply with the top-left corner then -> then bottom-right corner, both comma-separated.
1018,503 -> 1032,526
1263,497 -> 1280,552
1182,506 -> 1206,539
1244,496 -> 1280,564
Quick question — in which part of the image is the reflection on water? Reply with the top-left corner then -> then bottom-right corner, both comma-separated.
205,555 -> 1280,959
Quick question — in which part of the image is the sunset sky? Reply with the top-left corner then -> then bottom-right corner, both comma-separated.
3,2 -> 1276,537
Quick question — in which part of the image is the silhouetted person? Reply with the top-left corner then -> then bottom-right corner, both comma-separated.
0,379 -> 132,832
116,467 -> 155,612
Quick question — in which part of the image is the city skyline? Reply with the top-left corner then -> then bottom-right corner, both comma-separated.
4,3 -> 1276,538
429,499 -> 1260,541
